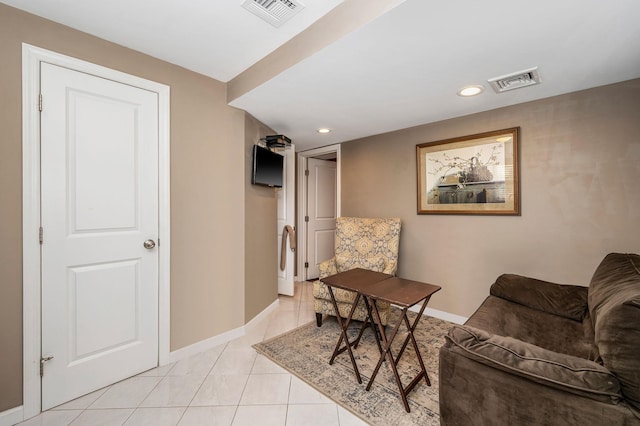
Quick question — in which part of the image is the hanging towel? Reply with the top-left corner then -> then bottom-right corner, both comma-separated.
280,225 -> 296,271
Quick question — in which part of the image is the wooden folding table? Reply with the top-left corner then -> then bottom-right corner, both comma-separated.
320,268 -> 392,384
361,277 -> 441,412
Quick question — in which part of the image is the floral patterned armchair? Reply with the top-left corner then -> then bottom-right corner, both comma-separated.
313,217 -> 401,327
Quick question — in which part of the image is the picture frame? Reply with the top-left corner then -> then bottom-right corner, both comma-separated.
416,127 -> 520,215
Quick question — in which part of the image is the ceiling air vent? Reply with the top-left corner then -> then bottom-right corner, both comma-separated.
242,0 -> 306,28
488,67 -> 541,93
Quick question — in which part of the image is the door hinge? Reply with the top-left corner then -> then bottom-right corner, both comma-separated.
38,94 -> 43,112
305,169 -> 309,177
304,262 -> 309,268
305,216 -> 309,222
40,355 -> 54,377
39,226 -> 43,244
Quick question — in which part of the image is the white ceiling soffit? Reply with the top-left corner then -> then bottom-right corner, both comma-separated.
242,0 -> 305,28
1,0 -> 343,82
231,0 -> 640,150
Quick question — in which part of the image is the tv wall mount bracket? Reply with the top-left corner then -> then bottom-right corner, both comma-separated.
261,134 -> 292,149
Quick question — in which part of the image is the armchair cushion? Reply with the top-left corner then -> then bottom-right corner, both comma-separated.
335,255 -> 385,274
313,282 -> 390,310
318,258 -> 337,280
445,325 -> 622,403
490,274 -> 588,321
314,258 -> 385,305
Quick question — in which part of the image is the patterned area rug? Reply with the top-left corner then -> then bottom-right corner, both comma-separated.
253,308 -> 454,425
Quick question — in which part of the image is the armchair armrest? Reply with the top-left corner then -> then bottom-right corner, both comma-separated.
444,325 -> 622,403
490,274 -> 588,321
318,258 -> 337,279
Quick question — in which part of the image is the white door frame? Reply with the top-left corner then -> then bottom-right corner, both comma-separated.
296,144 -> 341,281
21,44 -> 171,420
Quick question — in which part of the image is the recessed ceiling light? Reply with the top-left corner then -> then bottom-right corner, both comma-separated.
317,128 -> 331,134
457,85 -> 484,97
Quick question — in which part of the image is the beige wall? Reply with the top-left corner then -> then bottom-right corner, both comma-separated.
341,80 -> 640,318
0,4 -> 249,411
244,115 -> 279,322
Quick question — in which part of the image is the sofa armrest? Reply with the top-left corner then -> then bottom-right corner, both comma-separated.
490,274 -> 588,321
318,258 -> 337,279
444,325 -> 621,403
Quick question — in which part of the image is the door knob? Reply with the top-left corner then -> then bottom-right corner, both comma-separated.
143,239 -> 156,249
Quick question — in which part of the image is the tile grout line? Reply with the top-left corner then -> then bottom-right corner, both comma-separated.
174,341 -> 230,424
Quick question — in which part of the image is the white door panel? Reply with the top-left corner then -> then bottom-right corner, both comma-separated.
314,229 -> 336,268
277,145 -> 295,296
70,260 -> 140,358
315,167 -> 336,219
40,62 -> 159,409
72,93 -> 138,230
306,158 -> 337,279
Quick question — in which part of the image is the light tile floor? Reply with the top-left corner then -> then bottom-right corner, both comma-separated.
18,281 -> 369,426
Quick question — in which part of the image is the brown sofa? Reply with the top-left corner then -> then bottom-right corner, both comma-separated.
439,253 -> 640,425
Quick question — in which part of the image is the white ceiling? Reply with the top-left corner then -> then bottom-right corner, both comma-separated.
2,0 -> 344,82
5,0 -> 640,151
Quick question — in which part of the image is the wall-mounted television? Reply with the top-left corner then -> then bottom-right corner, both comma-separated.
251,145 -> 283,188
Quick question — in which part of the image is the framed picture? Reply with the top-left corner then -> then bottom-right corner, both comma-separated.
416,127 -> 520,215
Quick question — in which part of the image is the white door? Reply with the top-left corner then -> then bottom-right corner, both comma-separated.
306,158 -> 337,279
40,62 -> 159,410
277,145 -> 296,296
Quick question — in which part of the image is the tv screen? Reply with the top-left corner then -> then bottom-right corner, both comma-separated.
252,145 -> 283,188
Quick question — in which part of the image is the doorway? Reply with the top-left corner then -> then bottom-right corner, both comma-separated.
22,44 -> 171,420
297,145 -> 341,281
276,144 -> 296,296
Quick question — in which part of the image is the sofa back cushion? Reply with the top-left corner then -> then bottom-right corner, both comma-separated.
588,253 -> 640,411
491,274 -> 588,321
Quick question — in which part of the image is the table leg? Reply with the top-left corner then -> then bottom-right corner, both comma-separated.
327,285 -> 363,384
394,296 -> 432,387
352,317 -> 369,349
366,301 -> 412,411
394,310 -> 429,398
344,296 -> 383,355
362,297 -> 384,355
366,298 -> 438,413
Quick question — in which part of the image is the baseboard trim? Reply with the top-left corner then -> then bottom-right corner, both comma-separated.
246,299 -> 280,330
166,299 -> 280,365
408,305 -> 468,325
0,405 -> 24,426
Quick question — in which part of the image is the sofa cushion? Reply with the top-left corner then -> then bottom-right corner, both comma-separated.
465,296 -> 594,359
491,274 -> 588,321
588,253 -> 640,412
445,325 -> 622,403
